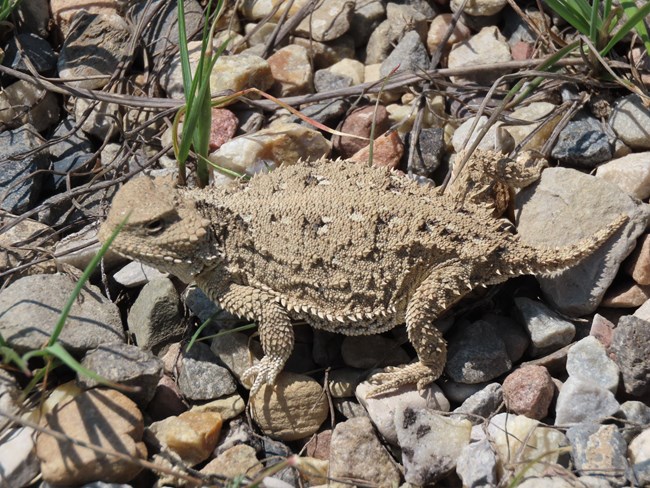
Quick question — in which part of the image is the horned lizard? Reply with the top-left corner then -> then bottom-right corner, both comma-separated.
98,150 -> 625,396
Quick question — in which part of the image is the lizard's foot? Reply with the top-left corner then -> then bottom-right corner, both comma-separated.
366,361 -> 440,397
242,356 -> 284,397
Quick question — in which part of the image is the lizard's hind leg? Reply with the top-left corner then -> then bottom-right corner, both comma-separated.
367,261 -> 472,396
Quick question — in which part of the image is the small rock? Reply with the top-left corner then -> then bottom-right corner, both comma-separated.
590,313 -> 616,348
37,389 -> 146,485
407,127 -> 445,177
294,0 -> 354,41
0,125 -> 49,213
440,379 -> 493,404
356,380 -> 450,445
617,401 -> 650,443
0,273 -> 124,355
333,397 -> 368,419
456,438 -> 498,488
610,94 -> 650,150
566,336 -> 619,392
502,365 -> 555,420
178,342 -> 237,401
567,424 -> 629,486
596,152 -> 650,199
448,26 -> 512,85
427,14 -> 471,54
327,58 -> 364,85
127,277 -> 184,351
15,0 -> 49,37
502,102 -> 560,151
481,313 -> 531,362
74,97 -> 120,140
290,99 -> 349,127
446,319 -> 512,383
58,13 -> 132,90
511,41 -> 535,60
451,0 -> 507,16
50,0 -> 118,36
334,105 -> 389,158
625,233 -> 650,285
149,410 -> 222,466
78,343 -> 163,407
329,416 -> 401,487
488,413 -> 567,478
451,115 -> 514,153
554,377 -> 620,425
327,368 -> 364,398
349,131 -> 405,168
513,297 -> 576,356
112,261 -> 168,287
629,428 -> 650,485
349,0 -> 385,47
184,286 -> 220,323
551,115 -> 612,167
304,430 -> 332,460
292,35 -> 356,69
209,122 -> 331,175
146,375 -> 186,421
250,372 -> 328,441
191,393 -> 246,421
211,53 -> 274,97
610,315 -> 650,397
380,30 -> 429,77
516,167 -> 650,315
365,3 -> 427,64
634,299 -> 650,321
131,0 -> 204,60
0,427 -> 39,488
3,33 -> 56,73
268,44 -> 313,97
210,331 -> 260,382
396,407 -> 472,485
46,152 -> 94,194
201,444 -> 264,479
209,108 -> 239,152
0,213 -> 57,277
453,383 -> 503,422
213,417 -> 262,457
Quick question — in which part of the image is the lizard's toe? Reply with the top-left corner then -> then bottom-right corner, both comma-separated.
366,362 -> 439,397
242,356 -> 283,396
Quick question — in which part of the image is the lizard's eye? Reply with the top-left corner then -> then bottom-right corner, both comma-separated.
146,219 -> 165,235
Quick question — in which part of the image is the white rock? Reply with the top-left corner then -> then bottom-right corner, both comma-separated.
554,377 -> 620,425
566,336 -> 619,393
629,428 -> 650,485
488,413 -> 566,479
113,261 -> 168,288
0,427 -> 39,487
356,380 -> 450,445
395,407 -> 472,485
451,0 -> 508,16
596,152 -> 650,199
609,95 -> 650,149
451,115 -> 513,153
448,26 -> 512,85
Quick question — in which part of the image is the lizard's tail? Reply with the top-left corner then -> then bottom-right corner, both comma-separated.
498,214 -> 628,279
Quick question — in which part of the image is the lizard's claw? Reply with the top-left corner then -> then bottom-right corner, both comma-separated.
366,362 -> 439,397
242,356 -> 283,397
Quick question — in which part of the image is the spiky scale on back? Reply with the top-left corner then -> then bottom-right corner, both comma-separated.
100,152 -> 626,396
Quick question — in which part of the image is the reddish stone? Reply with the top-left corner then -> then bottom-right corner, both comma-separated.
511,41 -> 535,61
590,313 -> 615,348
147,375 -> 187,421
502,364 -> 555,420
304,429 -> 332,460
350,131 -> 404,169
625,233 -> 650,285
601,280 -> 650,308
334,105 -> 390,158
209,108 -> 238,152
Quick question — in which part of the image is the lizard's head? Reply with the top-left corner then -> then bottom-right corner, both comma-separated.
99,176 -> 214,282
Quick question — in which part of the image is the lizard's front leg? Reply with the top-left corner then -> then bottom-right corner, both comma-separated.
368,261 -> 472,396
218,284 -> 294,396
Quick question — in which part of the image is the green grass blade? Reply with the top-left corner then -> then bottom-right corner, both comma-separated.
47,215 -> 129,346
601,2 -> 650,55
177,0 -> 192,95
621,0 -> 650,54
544,0 -> 591,34
589,0 -> 600,44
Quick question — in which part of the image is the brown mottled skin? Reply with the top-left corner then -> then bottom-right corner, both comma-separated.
99,151 -> 625,396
